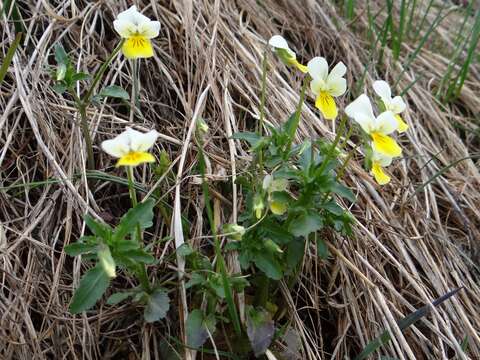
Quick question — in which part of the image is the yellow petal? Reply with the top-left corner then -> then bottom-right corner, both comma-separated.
371,132 -> 402,157
291,59 -> 308,73
371,162 -> 391,185
269,201 -> 287,215
122,36 -> 154,59
116,151 -> 155,167
395,114 -> 409,133
315,91 -> 338,120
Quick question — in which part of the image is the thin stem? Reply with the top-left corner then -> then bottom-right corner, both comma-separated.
258,49 -> 268,135
126,166 -> 151,293
78,105 -> 95,170
196,135 -> 242,336
285,76 -> 310,156
83,39 -> 124,105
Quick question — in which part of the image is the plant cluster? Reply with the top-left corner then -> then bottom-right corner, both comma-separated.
51,5 -> 415,358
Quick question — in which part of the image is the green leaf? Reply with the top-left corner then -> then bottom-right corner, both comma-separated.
253,252 -> 283,280
354,288 -> 463,360
98,85 -> 130,100
69,266 -> 110,314
177,243 -> 194,257
118,248 -> 155,264
231,132 -> 262,146
144,288 -> 170,323
71,72 -> 90,82
208,274 -> 226,299
112,199 -> 155,242
286,238 -> 305,271
331,182 -> 356,202
106,291 -> 137,305
185,272 -> 206,289
316,238 -> 329,260
54,44 -> 69,66
186,309 -> 216,348
246,307 -> 275,357
52,83 -> 67,94
84,214 -> 111,239
321,201 -> 344,216
64,242 -> 98,256
289,211 -> 323,238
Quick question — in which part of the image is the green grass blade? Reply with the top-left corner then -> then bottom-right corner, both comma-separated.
2,0 -> 25,34
0,32 -> 22,84
354,288 -> 463,360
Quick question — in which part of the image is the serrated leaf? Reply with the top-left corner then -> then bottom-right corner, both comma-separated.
118,248 -> 155,264
289,211 -> 323,238
69,266 -> 110,314
246,307 -> 275,357
64,242 -> 98,256
112,199 -> 155,242
186,309 -> 216,348
98,85 -> 129,100
144,288 -> 170,323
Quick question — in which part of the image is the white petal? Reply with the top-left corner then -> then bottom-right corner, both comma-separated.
345,94 -> 375,120
138,21 -> 160,39
113,19 -> 136,38
328,61 -> 347,80
327,77 -> 346,97
130,129 -> 159,151
375,111 -> 398,135
390,96 -> 406,114
262,175 -> 273,190
101,133 -> 130,158
373,80 -> 392,101
116,5 -> 151,26
372,150 -> 393,166
268,35 -> 290,50
307,57 -> 328,81
310,78 -> 324,94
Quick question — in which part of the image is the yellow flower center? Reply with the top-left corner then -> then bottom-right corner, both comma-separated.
315,91 -> 337,120
371,132 -> 402,157
116,151 -> 155,167
122,35 -> 154,59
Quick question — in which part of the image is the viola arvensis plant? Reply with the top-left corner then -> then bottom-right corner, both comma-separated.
307,57 -> 347,120
101,127 -> 159,166
114,5 -> 160,59
345,94 -> 402,157
373,80 -> 409,133
268,35 -> 308,73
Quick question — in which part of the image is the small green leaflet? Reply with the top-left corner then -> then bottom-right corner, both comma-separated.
144,288 -> 170,323
69,266 -> 110,314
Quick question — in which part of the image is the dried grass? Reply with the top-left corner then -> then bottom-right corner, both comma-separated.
1,0 -> 479,359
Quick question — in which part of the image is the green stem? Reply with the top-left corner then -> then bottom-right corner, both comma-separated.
285,75 -> 310,156
83,39 -> 124,105
196,135 -> 242,336
78,104 -> 95,170
126,166 -> 151,292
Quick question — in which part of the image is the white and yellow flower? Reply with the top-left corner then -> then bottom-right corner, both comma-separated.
114,6 -> 160,59
345,94 -> 402,157
373,80 -> 408,133
268,35 -> 308,73
101,127 -> 159,167
370,151 -> 393,185
307,57 -> 347,120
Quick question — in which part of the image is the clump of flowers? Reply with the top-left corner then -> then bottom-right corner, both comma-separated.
113,5 -> 160,59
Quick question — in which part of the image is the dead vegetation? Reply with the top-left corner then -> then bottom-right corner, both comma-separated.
1,0 -> 479,359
